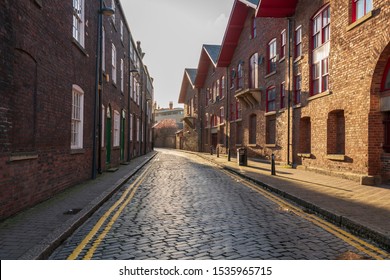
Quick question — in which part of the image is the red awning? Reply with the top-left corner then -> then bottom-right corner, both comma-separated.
256,0 -> 298,18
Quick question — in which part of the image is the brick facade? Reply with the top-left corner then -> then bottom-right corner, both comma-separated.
178,69 -> 200,151
179,0 -> 389,185
0,0 -> 153,219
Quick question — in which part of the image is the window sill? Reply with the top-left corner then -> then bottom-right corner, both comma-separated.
279,56 -> 286,63
298,153 -> 311,158
72,39 -> 88,57
71,149 -> 85,155
265,144 -> 276,148
265,71 -> 277,79
235,144 -> 243,147
347,11 -> 373,31
308,90 -> 331,102
293,103 -> 303,109
294,56 -> 304,64
9,152 -> 38,162
325,154 -> 345,161
248,144 -> 257,147
265,111 -> 276,116
278,108 -> 287,113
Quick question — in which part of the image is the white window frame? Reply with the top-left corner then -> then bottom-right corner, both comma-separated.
129,113 -> 133,141
112,43 -> 117,84
113,110 -> 120,147
137,118 -> 140,142
249,53 -> 259,88
101,105 -> 105,147
72,0 -> 85,47
295,26 -> 302,58
120,20 -> 124,42
111,0 -> 116,24
267,39 -> 277,73
102,27 -> 106,71
281,29 -> 286,59
71,85 -> 84,149
120,58 -> 124,92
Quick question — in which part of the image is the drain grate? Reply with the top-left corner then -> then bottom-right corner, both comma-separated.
63,208 -> 82,215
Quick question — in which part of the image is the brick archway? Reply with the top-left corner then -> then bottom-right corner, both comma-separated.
369,43 -> 390,181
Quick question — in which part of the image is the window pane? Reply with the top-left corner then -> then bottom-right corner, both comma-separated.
357,0 -> 364,19
366,0 -> 373,13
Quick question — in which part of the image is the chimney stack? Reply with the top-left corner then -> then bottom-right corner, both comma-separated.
169,101 -> 173,110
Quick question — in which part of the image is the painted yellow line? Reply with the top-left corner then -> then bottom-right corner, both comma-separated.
67,162 -> 154,260
83,184 -> 140,259
220,168 -> 389,260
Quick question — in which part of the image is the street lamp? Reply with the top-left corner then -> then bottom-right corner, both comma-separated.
92,1 -> 115,179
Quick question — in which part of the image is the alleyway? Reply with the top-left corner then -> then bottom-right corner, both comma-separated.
49,149 -> 382,260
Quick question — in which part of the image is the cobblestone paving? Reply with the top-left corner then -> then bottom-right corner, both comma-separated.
50,150 -> 370,260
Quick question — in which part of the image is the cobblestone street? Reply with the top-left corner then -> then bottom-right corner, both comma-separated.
50,149 -> 374,260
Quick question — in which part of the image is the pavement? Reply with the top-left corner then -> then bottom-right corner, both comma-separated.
0,151 -> 158,260
186,150 -> 390,252
0,148 -> 389,260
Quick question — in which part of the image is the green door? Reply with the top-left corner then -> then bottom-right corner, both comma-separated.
106,107 -> 112,164
120,111 -> 125,161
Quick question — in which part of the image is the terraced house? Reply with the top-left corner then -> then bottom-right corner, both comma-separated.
178,0 -> 390,185
0,0 -> 153,220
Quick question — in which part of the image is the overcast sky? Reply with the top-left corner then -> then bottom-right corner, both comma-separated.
121,0 -> 235,109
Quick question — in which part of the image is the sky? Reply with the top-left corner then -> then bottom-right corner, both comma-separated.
120,0 -> 235,109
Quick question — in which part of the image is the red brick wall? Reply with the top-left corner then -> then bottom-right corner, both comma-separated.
0,0 -> 97,219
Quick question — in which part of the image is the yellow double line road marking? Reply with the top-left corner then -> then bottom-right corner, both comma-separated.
220,168 -> 390,260
67,162 -> 154,260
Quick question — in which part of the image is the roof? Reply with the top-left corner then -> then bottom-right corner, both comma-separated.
194,44 -> 221,87
178,68 -> 198,104
255,0 -> 298,18
240,0 -> 260,8
185,68 -> 197,85
217,0 -> 256,67
203,45 -> 221,65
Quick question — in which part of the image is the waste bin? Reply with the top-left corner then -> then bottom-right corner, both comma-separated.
237,147 -> 247,166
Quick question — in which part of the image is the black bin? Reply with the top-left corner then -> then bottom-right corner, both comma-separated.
237,148 -> 247,166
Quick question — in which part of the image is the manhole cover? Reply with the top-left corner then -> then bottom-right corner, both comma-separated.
63,208 -> 82,215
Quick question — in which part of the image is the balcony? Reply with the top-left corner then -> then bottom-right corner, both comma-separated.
182,115 -> 196,129
234,88 -> 261,109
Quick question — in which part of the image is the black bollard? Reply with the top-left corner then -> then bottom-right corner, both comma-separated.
228,148 -> 231,161
210,145 -> 213,155
217,146 -> 219,157
271,153 -> 276,175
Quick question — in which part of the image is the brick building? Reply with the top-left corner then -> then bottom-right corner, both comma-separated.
178,69 -> 199,151
0,0 -> 153,219
179,0 -> 389,185
194,45 -> 228,154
